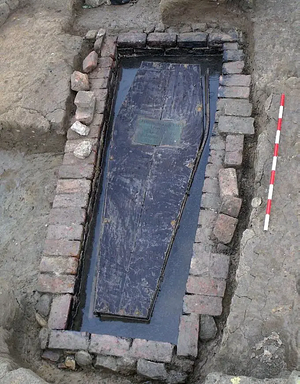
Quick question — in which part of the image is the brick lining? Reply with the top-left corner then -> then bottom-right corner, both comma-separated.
37,28 -> 253,381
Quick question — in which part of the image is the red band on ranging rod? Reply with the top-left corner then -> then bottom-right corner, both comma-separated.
264,94 -> 285,231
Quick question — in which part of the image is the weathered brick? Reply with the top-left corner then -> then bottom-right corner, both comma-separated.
94,36 -> 104,54
67,125 -> 101,141
48,294 -> 72,330
48,330 -> 89,350
129,339 -> 174,363
220,195 -> 242,218
85,30 -> 97,40
217,99 -> 252,117
52,193 -> 89,209
204,163 -> 222,178
95,355 -> 136,374
197,209 -> 218,227
56,179 -> 91,195
219,74 -> 251,87
200,193 -> 221,210
222,61 -> 244,74
223,42 -> 238,50
225,134 -> 244,153
191,22 -> 207,32
194,227 -> 214,244
208,31 -> 239,45
46,224 -> 83,241
101,36 -> 117,57
89,334 -> 130,356
218,116 -> 255,135
71,71 -> 89,92
183,295 -> 223,316
223,49 -> 244,62
186,276 -> 226,297
59,163 -> 94,180
177,32 -> 207,47
43,239 -> 81,257
49,207 -> 86,225
137,359 -> 167,381
189,243 -> 212,276
218,86 -> 250,99
89,66 -> 111,80
42,350 -> 61,362
147,32 -> 177,47
38,274 -> 75,294
95,100 -> 106,114
39,256 -> 78,275
75,108 -> 95,125
90,88 -> 108,102
202,177 -> 219,194
97,56 -> 114,68
213,213 -> 238,244
177,314 -> 199,358
117,32 -> 147,48
208,149 -> 225,166
74,91 -> 96,109
210,253 -> 230,278
219,168 -> 238,198
83,51 -> 98,73
210,135 -> 225,151
225,151 -> 243,168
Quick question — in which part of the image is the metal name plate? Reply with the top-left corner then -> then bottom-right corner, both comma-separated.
133,117 -> 183,147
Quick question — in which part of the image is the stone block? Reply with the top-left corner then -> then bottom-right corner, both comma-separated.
186,276 -> 226,297
48,294 -> 72,330
58,163 -> 94,180
200,193 -> 221,210
213,214 -> 238,244
147,32 -> 177,47
210,253 -> 230,278
70,121 -> 90,136
46,224 -> 83,241
217,99 -> 252,117
70,71 -> 89,92
38,274 -> 75,294
219,74 -> 251,87
95,355 -> 136,374
222,61 -> 244,74
117,32 -> 147,48
0,3 -> 9,27
48,330 -> 89,350
137,359 -> 167,381
83,51 -> 98,73
39,256 -> 78,275
177,32 -> 208,47
75,351 -> 93,367
200,315 -> 217,341
52,193 -> 89,209
177,314 -> 199,358
129,339 -> 174,363
89,334 -> 130,356
43,239 -> 81,257
183,295 -> 223,316
56,179 -> 91,195
219,168 -> 238,198
218,116 -> 254,135
49,207 -> 86,226
220,195 -> 242,218
208,31 -> 239,45
218,86 -> 250,99
101,36 -> 117,58
223,49 -> 244,62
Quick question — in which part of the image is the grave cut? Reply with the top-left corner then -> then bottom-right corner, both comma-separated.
95,61 -> 206,321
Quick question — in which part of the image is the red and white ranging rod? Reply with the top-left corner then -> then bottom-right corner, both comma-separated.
264,94 -> 285,231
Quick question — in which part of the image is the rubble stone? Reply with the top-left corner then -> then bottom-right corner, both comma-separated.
83,51 -> 98,73
70,71 -> 89,92
220,195 -> 242,218
75,351 -> 93,367
74,140 -> 93,159
200,315 -> 218,341
70,121 -> 90,136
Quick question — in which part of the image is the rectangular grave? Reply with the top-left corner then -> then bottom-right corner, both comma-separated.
94,61 -> 205,321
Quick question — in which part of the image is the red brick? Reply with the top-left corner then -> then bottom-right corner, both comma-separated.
219,75 -> 251,87
218,168 -> 238,199
59,163 -> 94,180
222,61 -> 244,74
225,151 -> 243,168
89,66 -> 111,80
101,36 -> 117,57
62,151 -> 96,166
117,33 -> 146,48
46,224 -> 83,241
207,149 -> 224,165
48,294 -> 72,330
95,100 -> 106,114
225,134 -> 244,168
39,256 -> 78,275
89,334 -> 130,356
213,213 -> 238,244
98,57 -> 114,68
218,86 -> 250,99
220,195 -> 242,218
183,295 -> 223,316
197,209 -> 217,228
210,253 -> 230,278
177,314 -> 199,358
129,339 -> 174,363
56,179 -> 91,195
82,51 -> 98,73
186,276 -> 226,297
38,274 -> 75,294
91,88 -> 108,101
52,193 -> 89,209
49,207 -> 86,225
43,239 -> 81,257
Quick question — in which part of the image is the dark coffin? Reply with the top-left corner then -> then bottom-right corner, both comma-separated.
94,61 -> 205,320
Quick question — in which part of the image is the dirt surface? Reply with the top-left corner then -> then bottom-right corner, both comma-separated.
0,0 -> 299,383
